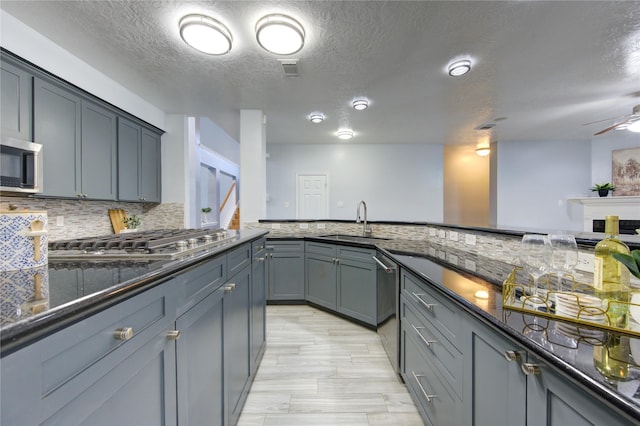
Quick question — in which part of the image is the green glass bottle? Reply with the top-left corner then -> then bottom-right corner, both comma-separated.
593,215 -> 631,326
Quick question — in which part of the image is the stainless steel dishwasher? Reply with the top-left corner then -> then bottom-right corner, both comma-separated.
373,253 -> 400,377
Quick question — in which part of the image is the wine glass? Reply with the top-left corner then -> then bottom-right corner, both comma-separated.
548,234 -> 579,292
519,234 -> 552,302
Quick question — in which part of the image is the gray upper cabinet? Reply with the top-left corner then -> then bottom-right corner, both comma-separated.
34,78 -> 117,200
81,101 -> 117,200
140,128 -> 161,202
34,77 -> 82,198
1,58 -> 32,140
119,117 -> 161,203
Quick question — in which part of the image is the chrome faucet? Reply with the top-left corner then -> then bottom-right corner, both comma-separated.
356,200 -> 372,237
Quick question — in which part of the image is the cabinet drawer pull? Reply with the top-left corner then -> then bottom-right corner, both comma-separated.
411,292 -> 437,312
504,350 -> 521,362
257,257 -> 265,261
521,363 -> 541,376
411,324 -> 437,348
412,372 -> 438,403
166,330 -> 181,340
224,283 -> 236,293
114,327 -> 134,341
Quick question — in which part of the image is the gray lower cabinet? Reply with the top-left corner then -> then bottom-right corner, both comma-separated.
1,57 -> 32,140
305,242 -> 377,326
251,238 -> 267,374
305,242 -> 338,310
0,278 -> 178,426
119,116 -> 161,203
335,246 -> 376,325
266,239 -> 305,300
224,264 -> 252,426
462,316 -> 527,426
34,77 -> 117,200
400,268 -> 638,426
176,285 -> 225,426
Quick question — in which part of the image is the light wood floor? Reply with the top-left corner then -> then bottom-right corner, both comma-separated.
238,305 -> 424,426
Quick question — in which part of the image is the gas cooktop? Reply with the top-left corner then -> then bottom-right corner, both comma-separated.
48,228 -> 239,260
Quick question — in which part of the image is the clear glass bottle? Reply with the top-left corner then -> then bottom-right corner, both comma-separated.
593,333 -> 631,383
593,215 -> 631,326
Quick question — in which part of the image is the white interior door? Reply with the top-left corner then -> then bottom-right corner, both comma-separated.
297,174 -> 328,219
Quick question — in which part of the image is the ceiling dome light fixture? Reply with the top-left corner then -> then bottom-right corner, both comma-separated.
255,14 -> 305,55
448,59 -> 472,77
352,99 -> 369,111
475,147 -> 490,157
309,113 -> 325,124
336,129 -> 354,140
179,14 -> 233,55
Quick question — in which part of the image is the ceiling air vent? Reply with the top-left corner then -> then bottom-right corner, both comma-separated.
474,123 -> 496,130
278,59 -> 300,77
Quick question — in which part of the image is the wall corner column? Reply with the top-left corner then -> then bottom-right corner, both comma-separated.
240,110 -> 266,228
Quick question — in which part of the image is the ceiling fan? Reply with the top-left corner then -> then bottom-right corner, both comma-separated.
592,104 -> 640,135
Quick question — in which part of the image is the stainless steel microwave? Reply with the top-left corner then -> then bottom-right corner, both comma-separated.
0,137 -> 43,193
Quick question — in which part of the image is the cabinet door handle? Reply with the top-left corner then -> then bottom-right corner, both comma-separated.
504,350 -> 521,362
224,283 -> 236,293
167,330 -> 181,340
521,363 -> 541,375
411,292 -> 437,312
114,327 -> 134,341
257,257 -> 265,261
411,324 -> 437,348
412,372 -> 438,403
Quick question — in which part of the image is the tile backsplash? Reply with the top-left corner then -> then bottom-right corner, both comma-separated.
0,198 -> 184,241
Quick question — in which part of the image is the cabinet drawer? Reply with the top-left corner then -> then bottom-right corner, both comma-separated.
252,237 -> 267,257
404,333 -> 460,426
402,271 -> 462,349
305,241 -> 336,256
228,243 -> 251,277
402,296 -> 462,398
337,245 -> 375,263
266,239 -> 304,252
175,255 -> 226,316
36,280 -> 177,414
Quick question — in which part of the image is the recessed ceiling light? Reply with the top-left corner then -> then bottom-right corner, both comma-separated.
352,99 -> 369,111
448,59 -> 472,77
309,113 -> 324,124
256,14 -> 305,55
179,14 -> 233,55
336,129 -> 354,140
475,147 -> 490,157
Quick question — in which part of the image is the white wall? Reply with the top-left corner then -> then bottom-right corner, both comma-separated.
496,139 -> 591,231
1,10 -> 165,130
199,117 -> 240,165
590,131 -> 640,185
266,143 -> 444,222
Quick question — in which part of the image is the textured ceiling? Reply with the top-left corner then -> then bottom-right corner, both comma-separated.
1,1 -> 640,146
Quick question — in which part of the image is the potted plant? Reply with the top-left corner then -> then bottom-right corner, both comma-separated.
122,214 -> 141,232
590,182 -> 615,197
201,207 -> 212,223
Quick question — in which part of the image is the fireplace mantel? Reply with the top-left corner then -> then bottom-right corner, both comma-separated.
568,196 -> 640,231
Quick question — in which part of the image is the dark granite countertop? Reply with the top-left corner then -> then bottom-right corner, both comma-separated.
260,219 -> 640,250
0,229 -> 269,355
269,233 -> 640,420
